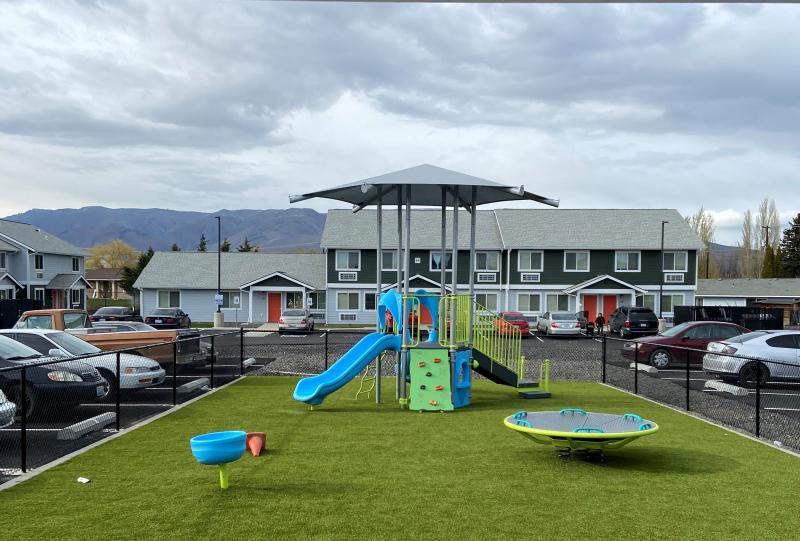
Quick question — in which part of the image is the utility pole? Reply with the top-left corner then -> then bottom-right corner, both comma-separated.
216,216 -> 221,314
659,220 -> 668,320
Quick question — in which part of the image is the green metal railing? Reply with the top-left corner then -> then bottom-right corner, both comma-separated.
438,294 -> 470,348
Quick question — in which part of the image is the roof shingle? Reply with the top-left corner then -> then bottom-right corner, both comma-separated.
0,219 -> 86,256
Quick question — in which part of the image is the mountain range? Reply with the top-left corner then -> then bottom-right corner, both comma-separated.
3,207 -> 326,252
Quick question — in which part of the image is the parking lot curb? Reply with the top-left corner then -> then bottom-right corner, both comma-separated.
0,376 -> 247,492
703,380 -> 749,397
601,382 -> 800,459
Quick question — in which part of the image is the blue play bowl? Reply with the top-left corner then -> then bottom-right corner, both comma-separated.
190,431 -> 246,465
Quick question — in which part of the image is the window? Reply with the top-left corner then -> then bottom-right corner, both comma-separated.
685,325 -> 714,339
337,292 -> 359,311
0,289 -> 9,300
285,292 -> 304,309
475,293 -> 498,312
429,251 -> 453,271
14,334 -> 53,353
615,251 -> 640,272
546,294 -> 569,312
518,251 -> 543,272
564,251 -> 589,272
660,294 -> 684,313
714,325 -> 743,340
34,288 -> 45,303
381,250 -> 397,271
335,250 -> 360,271
766,335 -> 800,349
157,290 -> 181,308
517,293 -> 541,313
663,251 -> 688,272
636,294 -> 656,311
21,314 -> 51,329
221,291 -> 241,309
34,254 -> 44,270
72,257 -> 80,272
475,251 -> 499,272
309,291 -> 326,310
0,252 -> 6,269
70,288 -> 82,306
364,292 -> 377,311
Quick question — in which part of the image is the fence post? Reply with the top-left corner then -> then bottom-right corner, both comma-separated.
239,327 -> 245,376
633,339 -> 639,394
172,341 -> 177,406
755,362 -> 761,437
324,331 -> 329,371
685,348 -> 690,411
601,334 -> 606,383
115,352 -> 121,431
210,334 -> 216,389
20,366 -> 27,473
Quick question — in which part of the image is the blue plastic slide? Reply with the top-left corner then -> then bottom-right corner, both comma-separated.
293,332 -> 401,405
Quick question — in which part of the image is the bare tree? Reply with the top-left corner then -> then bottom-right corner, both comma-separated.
740,210 -> 755,278
686,206 -> 718,278
754,198 -> 781,271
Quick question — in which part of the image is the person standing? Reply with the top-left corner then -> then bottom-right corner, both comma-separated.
595,313 -> 606,335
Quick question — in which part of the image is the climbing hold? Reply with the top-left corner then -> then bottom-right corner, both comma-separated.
429,400 -> 438,406
622,413 -> 643,422
515,420 -> 531,428
559,408 -> 587,416
426,372 -> 432,377
418,361 -> 426,367
435,385 -> 444,391
420,385 -> 426,390
572,427 -> 604,434
639,422 -> 654,431
512,411 -> 527,419
433,358 -> 442,363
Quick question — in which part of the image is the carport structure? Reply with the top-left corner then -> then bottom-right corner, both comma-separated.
290,164 -> 559,406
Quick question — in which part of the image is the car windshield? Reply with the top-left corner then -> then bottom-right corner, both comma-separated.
502,312 -> 525,320
48,332 -> 101,355
95,307 -> 124,315
151,309 -> 176,316
660,322 -> 692,337
63,312 -> 88,329
19,315 -> 53,329
552,313 -> 575,321
726,331 -> 770,343
628,309 -> 654,319
0,335 -> 43,360
282,310 -> 305,317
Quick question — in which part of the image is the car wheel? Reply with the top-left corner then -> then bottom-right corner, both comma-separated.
650,349 -> 672,369
99,369 -> 119,401
738,363 -> 769,387
8,384 -> 37,420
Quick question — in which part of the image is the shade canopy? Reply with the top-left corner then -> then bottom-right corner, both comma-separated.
289,164 -> 559,209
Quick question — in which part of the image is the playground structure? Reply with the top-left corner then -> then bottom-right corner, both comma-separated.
189,430 -> 247,489
504,409 -> 659,457
290,165 -> 559,411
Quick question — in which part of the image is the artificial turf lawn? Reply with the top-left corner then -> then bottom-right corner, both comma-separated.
2,378 -> 799,540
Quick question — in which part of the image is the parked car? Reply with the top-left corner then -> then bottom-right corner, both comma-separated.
498,311 -> 530,336
92,321 -> 216,363
609,307 -> 659,338
92,321 -> 159,332
622,321 -> 750,369
0,337 -> 108,418
279,309 -> 315,333
536,312 -> 581,337
144,308 -> 192,329
0,330 -> 165,393
15,309 -> 90,329
0,389 -> 15,428
89,306 -> 143,323
703,330 -> 800,385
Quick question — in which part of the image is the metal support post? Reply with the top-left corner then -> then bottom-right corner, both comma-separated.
115,352 -> 121,431
376,188 -> 383,404
467,186 -> 477,348
633,341 -> 639,394
20,366 -> 27,473
172,341 -> 178,406
449,186 -> 459,350
239,327 -> 245,376
324,331 -> 329,371
210,334 -> 216,389
685,348 -> 690,411
601,334 -> 607,383
755,363 -> 761,437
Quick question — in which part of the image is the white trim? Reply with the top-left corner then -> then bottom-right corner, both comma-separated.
474,250 -> 500,272
517,250 -> 544,272
335,290 -> 361,311
381,249 -> 399,271
662,250 -> 688,272
474,292 -> 499,312
33,287 -> 45,303
696,294 -> 800,299
33,253 -> 44,271
0,231 -> 31,252
249,285 -> 305,292
363,291 -> 377,311
545,293 -> 570,312
563,274 -> 647,294
429,250 -> 453,272
240,271 -> 316,290
516,292 -> 542,313
0,272 -> 23,289
156,289 -> 182,308
664,272 -> 685,284
476,272 -> 497,283
614,250 -> 641,273
563,250 -> 590,272
380,273 -> 451,293
659,292 -> 685,314
334,249 -> 361,271
638,284 -> 697,291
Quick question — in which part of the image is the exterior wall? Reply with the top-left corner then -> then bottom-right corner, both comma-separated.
140,288 -> 251,323
327,286 -> 379,325
26,253 -> 83,287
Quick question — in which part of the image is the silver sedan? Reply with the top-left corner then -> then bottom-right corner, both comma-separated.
703,330 -> 800,384
536,312 -> 582,337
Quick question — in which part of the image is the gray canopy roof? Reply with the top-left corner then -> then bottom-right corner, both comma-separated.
289,164 -> 559,208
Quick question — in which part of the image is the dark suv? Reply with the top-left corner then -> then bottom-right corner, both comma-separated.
609,307 -> 659,338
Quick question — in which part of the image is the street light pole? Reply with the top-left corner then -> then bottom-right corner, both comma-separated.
216,216 -> 221,314
659,220 -> 668,319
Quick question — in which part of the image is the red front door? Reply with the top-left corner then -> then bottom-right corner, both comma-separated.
268,293 -> 282,322
583,295 -> 598,320
602,295 -> 617,321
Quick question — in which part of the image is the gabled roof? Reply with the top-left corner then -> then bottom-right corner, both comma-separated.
380,274 -> 452,292
564,274 -> 647,294
46,273 -> 91,289
0,238 -> 19,252
133,252 -> 326,290
0,273 -> 23,289
0,219 -> 86,256
241,271 -> 317,290
321,209 -> 503,250
493,209 -> 704,250
85,268 -> 124,281
696,278 -> 800,298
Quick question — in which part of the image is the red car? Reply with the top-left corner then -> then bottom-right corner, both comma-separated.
621,321 -> 750,369
498,311 -> 530,337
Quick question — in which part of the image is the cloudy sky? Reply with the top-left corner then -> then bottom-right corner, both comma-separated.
1,1 -> 798,244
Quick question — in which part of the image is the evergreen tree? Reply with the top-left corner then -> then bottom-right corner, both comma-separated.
120,247 -> 155,295
774,246 -> 786,278
761,244 -> 775,278
220,238 -> 231,252
237,237 -> 258,252
170,243 -> 181,251
197,234 -> 207,252
780,213 -> 800,278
